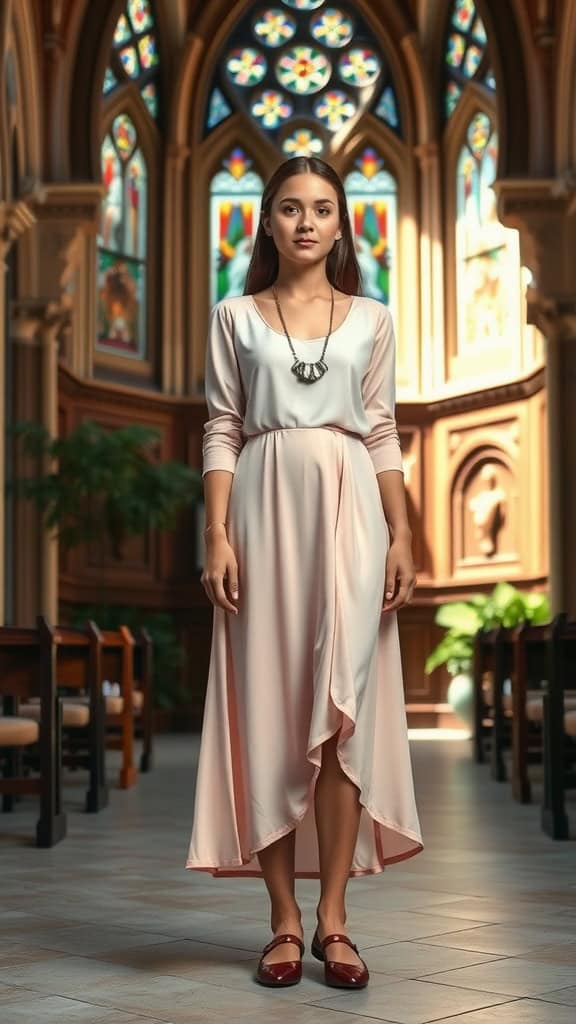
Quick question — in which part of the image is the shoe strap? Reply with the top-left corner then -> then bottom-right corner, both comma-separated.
321,933 -> 359,954
261,933 -> 305,957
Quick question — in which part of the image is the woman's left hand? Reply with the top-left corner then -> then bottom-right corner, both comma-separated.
382,536 -> 416,613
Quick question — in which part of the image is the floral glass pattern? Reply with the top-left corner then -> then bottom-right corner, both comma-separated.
281,127 -> 324,156
338,48 -> 381,87
227,48 -> 267,86
310,9 -> 354,48
253,9 -> 297,47
251,89 -> 293,128
105,0 -> 161,120
276,46 -> 331,94
313,89 -> 355,131
281,0 -> 325,8
444,0 -> 493,120
344,147 -> 397,313
210,148 -> 264,304
205,1 -> 400,147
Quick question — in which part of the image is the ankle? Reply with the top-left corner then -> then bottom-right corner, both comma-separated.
316,901 -> 347,936
270,905 -> 303,936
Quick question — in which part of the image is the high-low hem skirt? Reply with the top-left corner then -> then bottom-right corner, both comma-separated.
186,427 -> 423,878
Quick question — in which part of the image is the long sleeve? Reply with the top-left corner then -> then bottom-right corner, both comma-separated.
202,302 -> 246,477
361,305 -> 403,475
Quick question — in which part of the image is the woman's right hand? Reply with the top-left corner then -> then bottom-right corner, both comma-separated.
201,529 -> 239,614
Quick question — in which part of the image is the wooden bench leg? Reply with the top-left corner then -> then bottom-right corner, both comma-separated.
86,689 -> 109,813
541,691 -> 570,839
37,696 -> 67,848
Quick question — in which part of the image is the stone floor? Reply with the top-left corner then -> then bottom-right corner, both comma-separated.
1,732 -> 575,1024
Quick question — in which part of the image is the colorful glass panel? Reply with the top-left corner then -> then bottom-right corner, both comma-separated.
456,121 -> 517,349
251,89 -> 293,128
445,80 -> 462,117
338,48 -> 381,87
138,34 -> 158,70
471,16 -> 487,45
464,44 -> 482,77
97,253 -> 146,357
113,14 -> 132,46
207,87 -> 233,130
104,67 -> 118,94
345,149 -> 397,311
253,9 -> 297,47
282,0 -> 325,8
210,149 -> 264,304
484,67 -> 496,90
446,33 -> 466,68
276,46 -> 331,94
468,111 -> 491,157
119,45 -> 139,77
452,0 -> 475,32
310,9 -> 354,48
141,82 -> 158,118
374,86 -> 399,129
282,127 -> 324,156
313,89 -> 355,131
128,0 -> 154,34
100,136 -> 123,252
112,114 -> 137,160
226,48 -> 267,86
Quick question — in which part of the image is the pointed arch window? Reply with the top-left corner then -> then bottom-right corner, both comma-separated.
456,113 -> 520,349
203,2 -> 401,153
98,1 -> 162,366
444,0 -> 494,120
344,148 -> 398,316
210,148 -> 264,304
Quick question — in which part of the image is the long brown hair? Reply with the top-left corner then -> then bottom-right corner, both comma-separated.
243,157 -> 363,296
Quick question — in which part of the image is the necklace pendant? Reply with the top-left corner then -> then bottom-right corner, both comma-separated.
291,358 -> 328,384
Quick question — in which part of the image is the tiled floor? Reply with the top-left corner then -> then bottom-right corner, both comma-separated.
1,733 -> 575,1024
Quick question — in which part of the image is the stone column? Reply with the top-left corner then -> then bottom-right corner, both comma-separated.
0,199 -> 36,624
162,142 -> 191,395
496,179 -> 576,616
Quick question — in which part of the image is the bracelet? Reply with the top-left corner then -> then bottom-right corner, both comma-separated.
203,521 -> 226,534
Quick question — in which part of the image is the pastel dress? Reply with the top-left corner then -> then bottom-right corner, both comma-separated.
186,294 -> 423,878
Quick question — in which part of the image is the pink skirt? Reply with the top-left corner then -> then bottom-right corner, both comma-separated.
186,427 -> 423,877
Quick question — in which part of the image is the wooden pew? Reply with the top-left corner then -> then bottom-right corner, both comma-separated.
100,627 -> 137,790
0,617 -> 67,847
473,626 -> 514,781
133,628 -> 153,772
541,613 -> 576,839
510,623 -> 547,803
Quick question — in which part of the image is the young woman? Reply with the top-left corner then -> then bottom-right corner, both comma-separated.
186,156 -> 423,990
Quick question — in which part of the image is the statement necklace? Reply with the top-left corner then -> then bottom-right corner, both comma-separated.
272,285 -> 334,385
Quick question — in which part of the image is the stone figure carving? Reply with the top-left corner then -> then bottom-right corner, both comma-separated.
468,463 -> 507,557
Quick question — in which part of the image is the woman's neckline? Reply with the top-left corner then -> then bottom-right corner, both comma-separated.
248,293 -> 358,343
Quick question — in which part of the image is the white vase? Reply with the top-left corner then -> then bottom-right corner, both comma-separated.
447,672 -> 474,728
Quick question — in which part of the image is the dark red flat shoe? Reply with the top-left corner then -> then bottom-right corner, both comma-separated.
255,933 -> 305,987
311,928 -> 369,989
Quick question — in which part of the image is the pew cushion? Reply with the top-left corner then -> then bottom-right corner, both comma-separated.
526,693 -> 576,723
20,700 -> 90,728
0,716 -> 39,746
69,692 -> 143,715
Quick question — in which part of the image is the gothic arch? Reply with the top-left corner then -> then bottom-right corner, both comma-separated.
556,1 -> 576,172
2,0 -> 42,194
425,0 -> 531,174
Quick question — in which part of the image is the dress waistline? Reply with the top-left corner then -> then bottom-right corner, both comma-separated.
244,425 -> 364,443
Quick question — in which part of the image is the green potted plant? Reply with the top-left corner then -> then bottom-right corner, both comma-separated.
10,419 -> 202,712
425,582 -> 550,727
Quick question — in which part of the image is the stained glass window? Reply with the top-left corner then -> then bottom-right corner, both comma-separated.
99,2 -> 161,363
281,127 -> 324,157
456,113 -> 519,349
344,148 -> 398,315
203,1 -> 400,146
444,0 -> 493,120
103,0 -> 161,121
210,149 -> 264,305
97,117 -> 148,358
